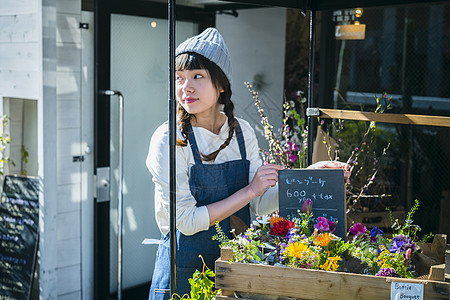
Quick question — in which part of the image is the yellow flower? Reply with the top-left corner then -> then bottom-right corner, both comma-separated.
286,242 -> 310,258
320,256 -> 341,272
314,232 -> 332,247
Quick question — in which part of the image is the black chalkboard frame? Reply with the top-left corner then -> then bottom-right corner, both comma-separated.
278,169 -> 347,238
0,175 -> 40,300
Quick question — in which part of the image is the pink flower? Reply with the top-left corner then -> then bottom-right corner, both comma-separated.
349,223 -> 367,236
405,248 -> 412,260
314,217 -> 336,233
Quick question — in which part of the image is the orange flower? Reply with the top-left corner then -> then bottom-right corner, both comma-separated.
314,232 -> 332,247
270,215 -> 286,225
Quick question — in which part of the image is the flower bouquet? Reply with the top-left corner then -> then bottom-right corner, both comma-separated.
214,200 -> 448,299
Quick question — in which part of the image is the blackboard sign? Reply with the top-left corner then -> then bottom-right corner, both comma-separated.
278,169 -> 346,238
0,175 -> 40,300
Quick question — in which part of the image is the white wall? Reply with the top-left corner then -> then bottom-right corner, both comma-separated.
56,0 -> 88,299
217,7 -> 287,149
0,0 -> 40,100
41,0 -> 59,298
0,0 -> 91,299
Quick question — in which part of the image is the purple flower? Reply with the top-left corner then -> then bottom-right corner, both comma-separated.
349,223 -> 367,236
289,154 -> 297,162
314,217 -> 336,233
286,228 -> 296,242
370,226 -> 383,243
391,234 -> 416,253
389,239 -> 404,253
375,267 -> 399,277
301,199 -> 312,213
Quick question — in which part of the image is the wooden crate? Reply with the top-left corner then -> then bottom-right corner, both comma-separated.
215,244 -> 450,299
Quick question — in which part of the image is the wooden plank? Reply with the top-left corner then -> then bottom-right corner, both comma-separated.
56,211 -> 81,241
0,0 -> 37,15
57,155 -> 82,185
0,43 -> 39,70
446,244 -> 450,282
57,238 -> 81,268
0,14 -> 39,43
0,70 -> 39,100
57,183 -> 82,214
216,259 -> 450,299
429,264 -> 445,282
319,108 -> 450,127
57,264 -> 81,296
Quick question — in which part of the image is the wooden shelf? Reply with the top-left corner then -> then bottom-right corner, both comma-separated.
319,108 -> 450,127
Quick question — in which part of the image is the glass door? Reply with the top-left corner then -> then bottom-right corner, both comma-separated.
109,14 -> 196,292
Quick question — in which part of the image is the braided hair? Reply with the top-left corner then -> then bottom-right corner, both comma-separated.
175,52 -> 237,162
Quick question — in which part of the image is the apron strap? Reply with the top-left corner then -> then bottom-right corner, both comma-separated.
234,121 -> 247,161
187,123 -> 203,165
188,119 -> 247,164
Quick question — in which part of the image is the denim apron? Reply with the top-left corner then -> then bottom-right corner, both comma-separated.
149,121 -> 250,299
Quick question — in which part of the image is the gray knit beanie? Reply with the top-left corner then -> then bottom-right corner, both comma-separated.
176,27 -> 232,86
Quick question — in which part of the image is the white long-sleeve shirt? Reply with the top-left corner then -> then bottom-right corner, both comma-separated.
146,116 -> 278,236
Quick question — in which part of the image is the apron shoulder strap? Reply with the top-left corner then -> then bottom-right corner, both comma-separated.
188,119 -> 247,164
187,123 -> 203,165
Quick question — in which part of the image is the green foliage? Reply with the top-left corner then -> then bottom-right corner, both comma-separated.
297,210 -> 313,236
170,256 -> 220,300
388,199 -> 433,244
0,115 -> 13,175
213,220 -> 269,264
211,222 -> 232,247
21,145 -> 29,176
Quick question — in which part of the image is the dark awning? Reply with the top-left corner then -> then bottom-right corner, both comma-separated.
205,0 -> 449,10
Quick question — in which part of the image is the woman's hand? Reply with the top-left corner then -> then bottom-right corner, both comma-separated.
248,164 -> 285,197
307,160 -> 351,183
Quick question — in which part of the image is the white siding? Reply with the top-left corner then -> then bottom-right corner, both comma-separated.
80,11 -> 94,300
41,0 -> 59,298
0,0 -> 40,100
55,0 -> 83,298
1,0 -> 89,298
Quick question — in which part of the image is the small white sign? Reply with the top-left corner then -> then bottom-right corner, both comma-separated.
391,282 -> 424,300
141,238 -> 162,245
335,24 -> 366,40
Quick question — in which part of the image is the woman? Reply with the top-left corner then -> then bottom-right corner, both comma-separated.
147,28 -> 349,299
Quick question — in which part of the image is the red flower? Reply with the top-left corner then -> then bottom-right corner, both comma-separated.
269,219 -> 295,236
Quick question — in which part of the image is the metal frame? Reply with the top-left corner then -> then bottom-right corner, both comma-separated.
166,0 -> 450,296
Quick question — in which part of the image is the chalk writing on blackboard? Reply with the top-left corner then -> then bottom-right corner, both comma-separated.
0,175 -> 40,300
278,169 -> 346,238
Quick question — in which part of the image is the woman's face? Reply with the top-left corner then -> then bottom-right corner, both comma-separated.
176,68 -> 223,117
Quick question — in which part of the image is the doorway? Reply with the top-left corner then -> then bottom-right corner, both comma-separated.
94,1 -> 213,298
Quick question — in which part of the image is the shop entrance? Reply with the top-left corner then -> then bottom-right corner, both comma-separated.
94,1 -> 212,298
